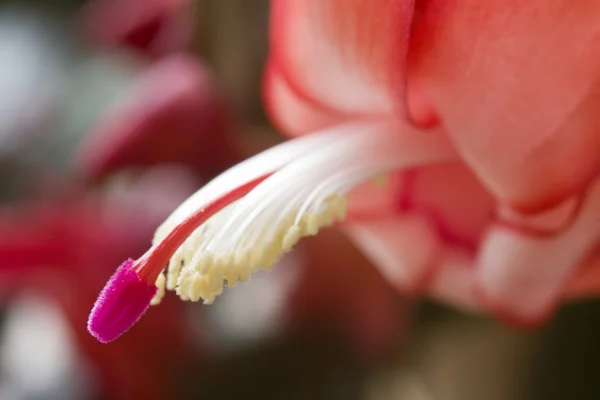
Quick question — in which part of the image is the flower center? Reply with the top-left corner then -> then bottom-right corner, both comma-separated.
151,121 -> 454,304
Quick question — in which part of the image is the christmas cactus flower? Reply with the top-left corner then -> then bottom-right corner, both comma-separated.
89,0 -> 600,343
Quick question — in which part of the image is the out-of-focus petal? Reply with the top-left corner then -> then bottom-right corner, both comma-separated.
566,247 -> 600,299
73,54 -> 239,181
0,169 -> 200,399
428,248 -> 481,313
81,0 -> 195,58
344,213 -> 440,294
409,0 -> 600,213
473,179 -> 600,325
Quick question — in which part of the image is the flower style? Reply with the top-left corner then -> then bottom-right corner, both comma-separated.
89,0 -> 600,343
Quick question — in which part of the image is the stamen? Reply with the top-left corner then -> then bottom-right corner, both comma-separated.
88,120 -> 456,343
155,121 -> 454,305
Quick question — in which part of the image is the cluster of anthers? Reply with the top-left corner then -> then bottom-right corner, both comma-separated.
87,121 -> 454,343
152,193 -> 347,306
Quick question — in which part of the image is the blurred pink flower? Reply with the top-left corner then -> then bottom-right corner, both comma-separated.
0,172 -> 199,399
81,0 -> 195,58
73,53 -> 240,182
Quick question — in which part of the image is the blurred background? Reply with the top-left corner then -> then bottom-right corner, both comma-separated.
0,0 -> 600,399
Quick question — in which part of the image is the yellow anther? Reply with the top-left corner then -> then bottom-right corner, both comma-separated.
189,275 -> 208,302
162,193 -> 349,304
151,273 -> 166,306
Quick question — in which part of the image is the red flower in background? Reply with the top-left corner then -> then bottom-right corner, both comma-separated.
73,54 -> 239,182
0,6 -> 242,392
0,172 -> 199,399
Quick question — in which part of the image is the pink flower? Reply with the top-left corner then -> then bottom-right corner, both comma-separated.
73,54 -> 240,182
88,0 -> 600,344
0,173 -> 198,399
264,0 -> 600,324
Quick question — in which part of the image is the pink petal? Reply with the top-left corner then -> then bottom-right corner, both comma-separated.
473,179 -> 600,326
400,162 -> 494,249
429,248 -> 481,313
344,213 -> 440,294
345,173 -> 405,219
263,60 -> 343,136
266,0 -> 414,131
566,247 -> 600,299
495,197 -> 581,236
409,0 -> 600,213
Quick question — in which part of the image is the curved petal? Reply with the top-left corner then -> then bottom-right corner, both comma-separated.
429,248 -> 481,313
266,0 -> 415,132
344,213 -> 440,294
474,178 -> 600,326
399,162 -> 494,250
263,60 -> 343,136
409,0 -> 600,213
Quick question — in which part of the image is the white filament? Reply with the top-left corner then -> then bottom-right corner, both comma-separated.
151,121 -> 455,305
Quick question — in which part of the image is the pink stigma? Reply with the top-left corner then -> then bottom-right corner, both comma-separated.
87,259 -> 157,343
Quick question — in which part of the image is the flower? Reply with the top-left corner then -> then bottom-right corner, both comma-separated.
73,53 -> 239,182
265,0 -> 600,323
0,172 -> 198,399
88,0 -> 600,343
